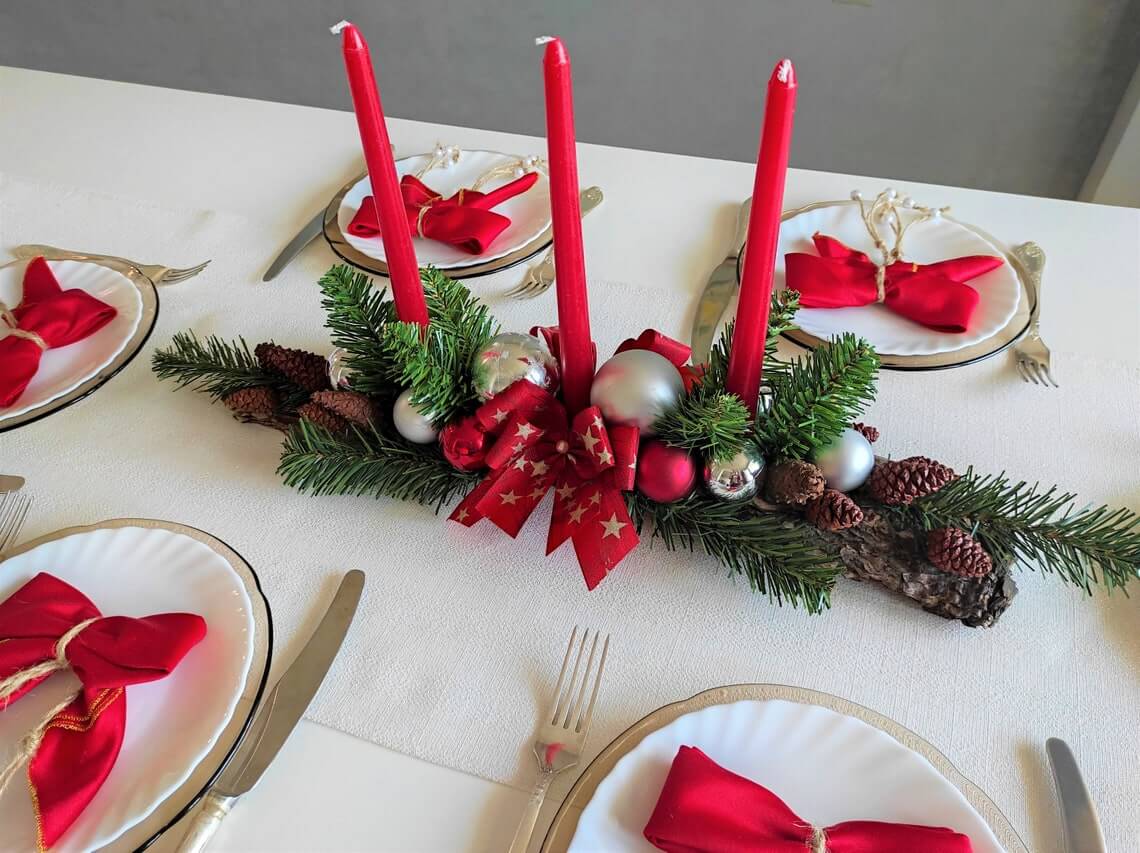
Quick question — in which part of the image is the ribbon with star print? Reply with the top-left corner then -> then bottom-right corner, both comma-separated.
449,380 -> 639,589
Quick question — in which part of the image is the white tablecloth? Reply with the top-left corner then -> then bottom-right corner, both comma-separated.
1,67 -> 1138,853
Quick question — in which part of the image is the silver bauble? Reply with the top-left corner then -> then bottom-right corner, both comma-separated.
589,349 -> 684,436
471,333 -> 559,401
813,428 -> 875,492
327,347 -> 355,389
703,444 -> 766,502
392,389 -> 439,444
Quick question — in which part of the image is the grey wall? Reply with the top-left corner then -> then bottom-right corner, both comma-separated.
2,1 -> 1138,199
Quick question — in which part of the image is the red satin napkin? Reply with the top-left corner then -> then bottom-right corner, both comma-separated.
0,256 -> 118,408
784,233 -> 1004,333
0,573 -> 206,849
644,746 -> 974,853
348,172 -> 539,254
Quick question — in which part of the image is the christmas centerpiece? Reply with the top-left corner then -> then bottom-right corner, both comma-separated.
152,35 -> 1138,626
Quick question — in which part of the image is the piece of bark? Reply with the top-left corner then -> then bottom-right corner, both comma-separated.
803,507 -> 1017,627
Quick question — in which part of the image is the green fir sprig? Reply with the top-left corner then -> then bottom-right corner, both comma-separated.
629,492 -> 840,612
278,419 -> 478,511
899,468 -> 1140,593
151,331 -> 310,409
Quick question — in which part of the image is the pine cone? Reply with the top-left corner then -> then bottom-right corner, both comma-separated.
310,390 -> 377,427
927,527 -> 993,577
851,422 -> 879,443
255,342 -> 330,393
298,401 -> 349,433
223,386 -> 280,417
866,456 -> 957,506
804,489 -> 865,531
765,460 -> 826,506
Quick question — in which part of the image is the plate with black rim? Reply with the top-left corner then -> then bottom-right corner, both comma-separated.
0,518 -> 272,852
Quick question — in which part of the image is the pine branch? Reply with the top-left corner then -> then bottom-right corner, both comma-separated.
628,493 -> 839,612
899,469 -> 1140,593
653,390 -> 750,462
318,264 -> 398,396
151,331 -> 309,408
762,290 -> 800,390
278,419 -> 479,511
754,333 -> 879,461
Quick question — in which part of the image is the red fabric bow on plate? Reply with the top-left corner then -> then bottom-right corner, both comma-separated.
347,172 -> 539,255
784,233 -> 1004,333
644,746 -> 974,853
450,328 -> 693,589
0,256 -> 119,408
0,573 -> 206,849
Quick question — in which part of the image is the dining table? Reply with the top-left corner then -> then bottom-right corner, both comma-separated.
1,65 -> 1138,853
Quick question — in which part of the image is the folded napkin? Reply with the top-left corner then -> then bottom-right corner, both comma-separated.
0,256 -> 119,408
784,233 -> 1004,333
644,745 -> 973,853
348,172 -> 539,255
0,573 -> 206,849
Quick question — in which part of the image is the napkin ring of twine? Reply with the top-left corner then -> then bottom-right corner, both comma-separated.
792,823 -> 829,853
0,299 -> 48,350
413,189 -> 470,237
0,617 -> 99,795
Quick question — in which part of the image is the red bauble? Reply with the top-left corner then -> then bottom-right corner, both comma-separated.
636,440 -> 698,503
439,416 -> 489,471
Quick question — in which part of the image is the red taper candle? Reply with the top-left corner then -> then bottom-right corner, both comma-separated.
540,36 -> 595,414
335,21 -> 429,326
726,58 -> 797,414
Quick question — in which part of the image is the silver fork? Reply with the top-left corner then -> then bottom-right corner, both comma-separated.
504,186 -> 604,299
1011,242 -> 1057,387
508,626 -> 610,853
11,243 -> 210,286
0,489 -> 31,558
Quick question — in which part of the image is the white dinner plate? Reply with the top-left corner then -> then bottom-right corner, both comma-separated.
775,203 -> 1021,356
569,698 -> 1004,852
0,525 -> 255,852
0,259 -> 143,420
336,149 -> 552,269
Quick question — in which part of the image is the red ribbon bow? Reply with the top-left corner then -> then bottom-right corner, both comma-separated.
0,257 -> 118,408
0,573 -> 206,849
784,233 -> 1005,333
644,746 -> 974,853
348,172 -> 539,255
449,381 -> 639,589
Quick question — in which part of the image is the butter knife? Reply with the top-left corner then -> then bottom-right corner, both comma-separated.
1046,737 -> 1107,853
690,198 -> 752,364
175,570 -> 365,852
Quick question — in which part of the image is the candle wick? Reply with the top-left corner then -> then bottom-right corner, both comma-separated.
329,19 -> 351,35
534,35 -> 557,45
775,59 -> 793,83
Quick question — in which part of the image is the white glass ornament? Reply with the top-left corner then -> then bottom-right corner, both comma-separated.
589,349 -> 684,436
471,333 -> 559,401
392,389 -> 439,444
813,428 -> 875,492
326,347 -> 354,389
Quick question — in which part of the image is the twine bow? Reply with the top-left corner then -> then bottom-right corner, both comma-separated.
1,299 -> 48,350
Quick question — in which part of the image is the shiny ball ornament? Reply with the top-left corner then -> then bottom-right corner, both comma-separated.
471,333 -> 559,402
392,389 -> 439,444
703,444 -> 766,502
326,347 -> 355,389
635,440 -> 698,503
589,350 -> 684,436
813,428 -> 875,492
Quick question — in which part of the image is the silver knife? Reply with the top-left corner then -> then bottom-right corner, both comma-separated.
175,570 -> 366,852
1046,737 -> 1107,853
690,198 -> 752,364
262,210 -> 328,282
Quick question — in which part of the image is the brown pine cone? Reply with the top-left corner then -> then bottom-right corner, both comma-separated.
223,386 -> 280,417
804,489 -> 865,531
866,456 -> 957,506
927,527 -> 993,577
851,422 -> 879,443
298,401 -> 349,434
310,390 -> 378,427
764,460 -> 826,506
255,342 -> 330,393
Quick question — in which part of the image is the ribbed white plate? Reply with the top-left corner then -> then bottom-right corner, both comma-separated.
776,204 -> 1020,356
0,526 -> 254,852
569,699 -> 1004,852
337,149 -> 551,269
0,259 -> 143,420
